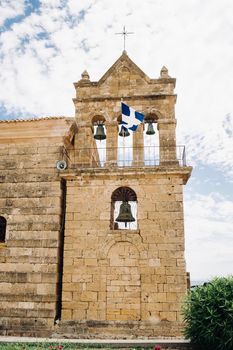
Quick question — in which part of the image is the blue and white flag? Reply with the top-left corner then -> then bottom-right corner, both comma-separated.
121,102 -> 144,132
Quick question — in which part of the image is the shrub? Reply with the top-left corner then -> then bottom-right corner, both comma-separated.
182,276 -> 233,350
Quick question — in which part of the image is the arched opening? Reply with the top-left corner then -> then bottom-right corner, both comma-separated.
144,113 -> 159,165
92,115 -> 106,166
111,187 -> 137,230
117,115 -> 133,166
0,216 -> 7,243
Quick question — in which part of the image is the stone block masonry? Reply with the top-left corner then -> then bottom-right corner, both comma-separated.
59,169 -> 189,338
0,118 -> 72,337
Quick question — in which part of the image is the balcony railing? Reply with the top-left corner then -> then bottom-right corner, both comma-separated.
72,145 -> 186,168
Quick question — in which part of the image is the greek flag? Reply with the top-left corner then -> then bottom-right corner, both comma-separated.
121,102 -> 144,132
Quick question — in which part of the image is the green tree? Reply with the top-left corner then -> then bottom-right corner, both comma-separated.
182,276 -> 233,350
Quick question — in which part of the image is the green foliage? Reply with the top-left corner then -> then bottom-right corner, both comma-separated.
182,276 -> 233,350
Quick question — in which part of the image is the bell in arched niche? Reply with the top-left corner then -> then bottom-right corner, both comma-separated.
146,120 -> 156,135
94,123 -> 106,141
119,125 -> 130,137
111,186 -> 137,230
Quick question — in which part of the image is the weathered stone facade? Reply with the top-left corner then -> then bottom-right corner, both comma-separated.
0,118 -> 74,336
0,52 -> 192,338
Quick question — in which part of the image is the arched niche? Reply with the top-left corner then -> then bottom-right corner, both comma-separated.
92,115 -> 107,166
0,216 -> 7,243
117,114 -> 133,166
91,115 -> 106,125
110,187 -> 137,230
144,112 -> 160,166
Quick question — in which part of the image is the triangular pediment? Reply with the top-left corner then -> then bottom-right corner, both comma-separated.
98,51 -> 150,86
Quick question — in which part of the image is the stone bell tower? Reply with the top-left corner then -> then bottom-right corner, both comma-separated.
59,52 -> 192,338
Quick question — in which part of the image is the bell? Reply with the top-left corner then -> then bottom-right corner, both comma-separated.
146,122 -> 155,135
119,125 -> 130,137
94,124 -> 106,140
116,201 -> 135,227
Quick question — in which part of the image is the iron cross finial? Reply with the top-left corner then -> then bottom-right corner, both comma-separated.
115,26 -> 134,52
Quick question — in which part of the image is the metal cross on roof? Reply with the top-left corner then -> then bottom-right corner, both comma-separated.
115,26 -> 134,51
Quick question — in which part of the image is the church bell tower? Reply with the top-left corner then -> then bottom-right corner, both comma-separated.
60,51 -> 192,338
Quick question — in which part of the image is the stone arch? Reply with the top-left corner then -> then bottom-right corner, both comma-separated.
99,233 -> 147,260
117,64 -> 130,78
117,114 -> 122,124
118,65 -> 130,74
144,108 -> 163,121
91,114 -> 106,125
112,186 -> 137,202
144,113 -> 159,125
107,241 -> 140,265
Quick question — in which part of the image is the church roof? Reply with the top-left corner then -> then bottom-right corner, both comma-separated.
0,116 -> 71,123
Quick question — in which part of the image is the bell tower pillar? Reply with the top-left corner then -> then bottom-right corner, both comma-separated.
106,122 -> 118,165
158,119 -> 178,165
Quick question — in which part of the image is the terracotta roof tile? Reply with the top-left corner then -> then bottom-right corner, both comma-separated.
0,116 -> 73,123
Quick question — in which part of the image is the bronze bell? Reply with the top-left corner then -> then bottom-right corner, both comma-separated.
119,125 -> 130,137
94,124 -> 106,140
146,121 -> 155,135
116,201 -> 135,227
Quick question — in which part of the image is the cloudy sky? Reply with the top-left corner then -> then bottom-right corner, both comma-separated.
0,0 -> 232,282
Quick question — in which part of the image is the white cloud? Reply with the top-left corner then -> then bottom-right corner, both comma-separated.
180,126 -> 233,180
0,0 -> 25,27
184,191 -> 233,280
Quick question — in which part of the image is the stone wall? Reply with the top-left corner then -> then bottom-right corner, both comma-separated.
60,168 -> 190,337
0,118 -> 72,336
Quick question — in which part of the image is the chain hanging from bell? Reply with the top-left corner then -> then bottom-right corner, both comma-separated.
116,201 -> 135,227
146,121 -> 156,135
94,123 -> 106,140
119,125 -> 130,137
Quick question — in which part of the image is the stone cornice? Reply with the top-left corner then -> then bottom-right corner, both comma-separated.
73,94 -> 176,103
60,166 -> 192,184
74,78 -> 176,88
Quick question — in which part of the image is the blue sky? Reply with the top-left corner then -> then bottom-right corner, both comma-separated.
0,0 -> 232,281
